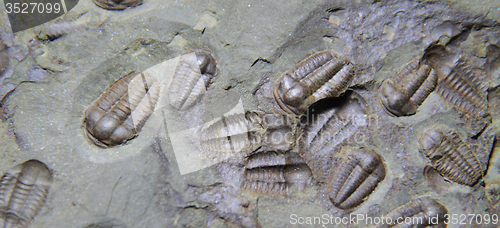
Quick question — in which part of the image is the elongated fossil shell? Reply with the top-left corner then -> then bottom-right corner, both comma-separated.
84,71 -> 160,148
378,59 -> 438,116
93,0 -> 144,10
418,127 -> 483,186
327,148 -> 385,210
242,152 -> 312,195
436,60 -> 488,119
376,197 -> 448,228
0,160 -> 52,228
168,51 -> 217,111
274,50 -> 355,115
298,91 -> 369,182
200,112 -> 264,159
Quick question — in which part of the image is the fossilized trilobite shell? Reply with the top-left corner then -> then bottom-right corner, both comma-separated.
435,61 -> 489,119
298,91 -> 370,182
327,148 -> 385,210
378,59 -> 438,116
242,151 -> 312,195
168,51 -> 217,111
376,197 -> 448,228
0,160 -> 52,228
274,50 -> 355,115
93,0 -> 144,10
200,111 -> 264,159
84,71 -> 160,148
418,127 -> 483,186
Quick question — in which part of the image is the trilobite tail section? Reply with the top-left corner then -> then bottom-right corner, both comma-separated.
327,148 -> 385,210
0,160 -> 52,228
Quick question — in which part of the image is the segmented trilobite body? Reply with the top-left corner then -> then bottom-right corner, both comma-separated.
298,91 -> 369,182
274,50 -> 355,115
0,160 -> 52,228
436,60 -> 488,118
93,0 -> 144,10
168,51 -> 217,111
378,59 -> 438,116
200,112 -> 264,159
418,127 -> 483,186
327,148 -> 385,210
376,197 -> 448,228
84,72 -> 160,148
242,152 -> 312,195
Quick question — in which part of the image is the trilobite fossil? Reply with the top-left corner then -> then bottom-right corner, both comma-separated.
242,152 -> 312,195
376,197 -> 448,228
378,59 -> 438,116
93,0 -> 144,10
298,90 -> 370,182
418,127 -> 483,186
84,71 -> 160,148
274,50 -> 355,115
168,51 -> 217,111
435,60 -> 488,119
200,111 -> 265,160
0,160 -> 52,228
327,148 -> 385,210
261,114 -> 296,151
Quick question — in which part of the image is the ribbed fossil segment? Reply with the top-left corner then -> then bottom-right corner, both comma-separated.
200,112 -> 264,160
418,127 -> 483,186
168,51 -> 217,111
274,50 -> 355,115
84,71 -> 160,148
327,148 -> 385,210
378,59 -> 438,116
298,91 -> 369,182
436,60 -> 488,119
93,0 -> 144,10
242,152 -> 312,195
376,197 -> 448,228
0,160 -> 52,228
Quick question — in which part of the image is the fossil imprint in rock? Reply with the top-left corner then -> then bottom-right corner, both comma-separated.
242,151 -> 312,196
298,91 -> 370,182
84,71 -> 160,148
274,50 -> 355,115
378,58 -> 438,117
435,60 -> 489,119
418,127 -> 483,186
376,196 -> 448,228
326,148 -> 386,210
200,112 -> 296,160
0,160 -> 52,228
168,51 -> 217,111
